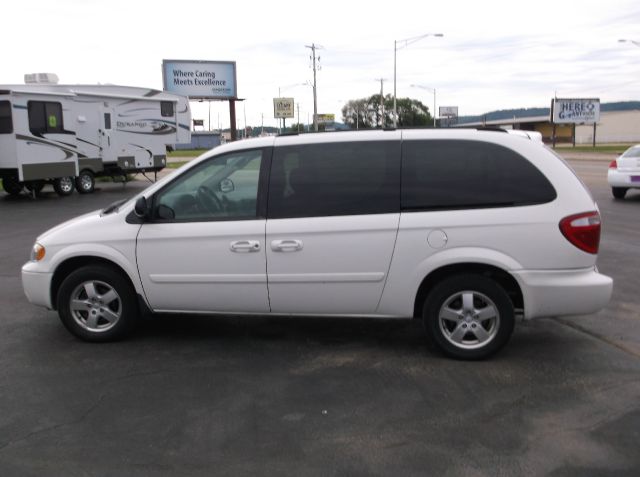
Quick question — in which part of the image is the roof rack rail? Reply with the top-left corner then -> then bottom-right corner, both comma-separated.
475,127 -> 507,133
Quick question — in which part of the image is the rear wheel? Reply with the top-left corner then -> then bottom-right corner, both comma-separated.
57,265 -> 139,342
423,274 -> 515,360
75,170 -> 95,194
53,176 -> 75,196
612,187 -> 627,199
2,176 -> 23,196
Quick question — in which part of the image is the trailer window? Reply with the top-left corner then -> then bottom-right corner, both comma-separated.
28,101 -> 63,135
0,101 -> 12,134
161,101 -> 174,117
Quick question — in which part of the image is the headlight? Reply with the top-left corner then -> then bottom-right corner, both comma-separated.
30,243 -> 46,262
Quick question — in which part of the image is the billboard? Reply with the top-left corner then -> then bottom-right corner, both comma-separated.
551,98 -> 600,124
274,98 -> 295,118
316,113 -> 335,124
439,106 -> 459,118
162,60 -> 237,99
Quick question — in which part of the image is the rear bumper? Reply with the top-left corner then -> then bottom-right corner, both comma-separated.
608,169 -> 640,188
514,268 -> 612,320
22,266 -> 54,310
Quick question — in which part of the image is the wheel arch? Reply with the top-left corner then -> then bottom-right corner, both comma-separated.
50,256 -> 142,311
412,263 -> 524,318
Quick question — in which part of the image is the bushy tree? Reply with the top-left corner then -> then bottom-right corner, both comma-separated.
342,94 -> 432,129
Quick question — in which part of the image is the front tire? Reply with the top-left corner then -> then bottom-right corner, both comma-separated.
75,170 -> 95,194
57,265 -> 139,342
53,176 -> 75,196
2,176 -> 23,196
423,274 -> 515,360
612,187 -> 627,199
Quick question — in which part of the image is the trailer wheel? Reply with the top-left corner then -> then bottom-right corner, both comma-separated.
53,177 -> 75,196
2,176 -> 23,196
75,170 -> 95,194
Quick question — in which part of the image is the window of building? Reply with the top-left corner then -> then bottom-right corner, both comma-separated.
268,141 -> 400,219
401,140 -> 556,210
28,101 -> 63,135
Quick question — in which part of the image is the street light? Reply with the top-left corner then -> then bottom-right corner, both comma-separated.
411,84 -> 437,127
394,32 -> 443,128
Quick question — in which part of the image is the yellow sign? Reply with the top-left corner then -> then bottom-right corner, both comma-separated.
316,113 -> 335,124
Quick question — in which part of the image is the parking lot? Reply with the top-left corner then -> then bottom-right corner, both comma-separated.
1,156 -> 639,476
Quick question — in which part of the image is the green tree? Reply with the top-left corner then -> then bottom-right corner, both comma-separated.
342,94 -> 432,128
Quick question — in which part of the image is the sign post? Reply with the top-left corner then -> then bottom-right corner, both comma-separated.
273,98 -> 295,133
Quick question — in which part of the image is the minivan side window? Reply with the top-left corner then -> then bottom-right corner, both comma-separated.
268,141 -> 400,219
28,101 -> 64,135
153,149 -> 264,221
401,140 -> 557,210
0,101 -> 12,134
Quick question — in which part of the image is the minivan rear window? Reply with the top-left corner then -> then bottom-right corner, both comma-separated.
401,140 -> 557,210
268,141 -> 400,219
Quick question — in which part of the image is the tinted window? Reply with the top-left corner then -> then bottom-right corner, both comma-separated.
161,101 -> 174,117
154,149 -> 264,222
0,101 -> 12,134
268,141 -> 400,219
402,140 -> 556,210
28,101 -> 63,135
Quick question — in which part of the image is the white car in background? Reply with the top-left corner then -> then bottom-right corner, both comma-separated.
608,144 -> 640,199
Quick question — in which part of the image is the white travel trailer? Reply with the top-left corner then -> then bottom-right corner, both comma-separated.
0,79 -> 191,196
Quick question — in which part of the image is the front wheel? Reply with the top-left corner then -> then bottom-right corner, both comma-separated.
2,176 -> 23,196
612,187 -> 627,199
57,265 -> 139,342
423,274 -> 515,360
53,176 -> 75,196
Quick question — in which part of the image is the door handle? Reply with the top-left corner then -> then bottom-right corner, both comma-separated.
230,240 -> 261,253
271,239 -> 303,252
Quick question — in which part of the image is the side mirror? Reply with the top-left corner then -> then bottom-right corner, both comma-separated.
134,196 -> 149,219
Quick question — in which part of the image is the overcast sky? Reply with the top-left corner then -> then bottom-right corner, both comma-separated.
3,0 -> 640,129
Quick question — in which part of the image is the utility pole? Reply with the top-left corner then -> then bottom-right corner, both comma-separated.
375,78 -> 386,128
305,43 -> 323,132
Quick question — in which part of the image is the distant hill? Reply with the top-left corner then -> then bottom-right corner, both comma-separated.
457,101 -> 640,125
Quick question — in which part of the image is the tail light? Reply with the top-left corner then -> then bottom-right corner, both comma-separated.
609,160 -> 617,169
559,211 -> 601,254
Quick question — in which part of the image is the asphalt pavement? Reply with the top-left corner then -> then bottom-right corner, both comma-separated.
0,154 -> 639,476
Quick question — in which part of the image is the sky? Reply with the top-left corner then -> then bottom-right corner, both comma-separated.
2,0 -> 640,130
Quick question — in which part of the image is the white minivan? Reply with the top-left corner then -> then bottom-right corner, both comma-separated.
22,129 -> 613,359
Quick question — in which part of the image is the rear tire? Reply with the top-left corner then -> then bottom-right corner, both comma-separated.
57,265 -> 139,342
423,274 -> 515,360
75,170 -> 95,194
53,176 -> 75,196
612,187 -> 627,199
2,176 -> 23,196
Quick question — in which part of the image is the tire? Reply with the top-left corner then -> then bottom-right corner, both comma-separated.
75,170 -> 95,194
53,176 -> 75,196
57,265 -> 139,342
2,176 -> 23,196
422,274 -> 515,360
612,187 -> 627,199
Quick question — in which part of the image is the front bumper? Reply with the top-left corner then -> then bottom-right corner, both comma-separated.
22,264 -> 54,310
514,268 -> 613,320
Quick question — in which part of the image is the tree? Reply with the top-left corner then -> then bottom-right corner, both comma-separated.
342,94 -> 432,129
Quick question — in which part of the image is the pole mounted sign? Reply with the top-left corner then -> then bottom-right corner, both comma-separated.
439,106 -> 458,118
162,60 -> 237,99
551,98 -> 600,124
273,98 -> 295,118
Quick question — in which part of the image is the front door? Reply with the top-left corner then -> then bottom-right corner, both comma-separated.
136,148 -> 270,313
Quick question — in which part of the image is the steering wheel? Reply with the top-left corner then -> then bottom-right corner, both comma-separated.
196,185 -> 223,214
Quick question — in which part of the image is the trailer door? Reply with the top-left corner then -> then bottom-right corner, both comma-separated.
99,105 -> 117,164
